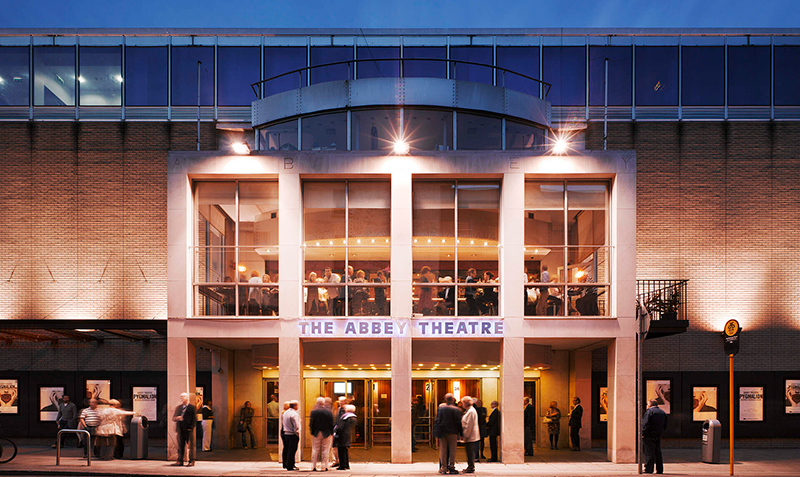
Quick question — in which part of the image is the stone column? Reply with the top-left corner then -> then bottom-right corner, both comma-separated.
167,334 -> 196,461
211,349 -> 233,450
574,349 -> 592,450
607,337 -> 636,463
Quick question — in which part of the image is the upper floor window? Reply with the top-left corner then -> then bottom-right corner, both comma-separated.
775,46 -> 800,106
543,46 -> 585,107
589,46 -> 631,107
728,46 -> 770,106
0,47 -> 29,106
172,47 -> 213,106
450,46 -> 493,85
218,47 -> 260,106
681,46 -> 724,106
34,46 -> 75,106
264,46 -> 307,97
402,46 -> 446,79
310,46 -> 352,85
357,46 -> 399,79
79,46 -> 122,106
125,47 -> 168,106
635,47 -> 678,106
496,46 -> 539,97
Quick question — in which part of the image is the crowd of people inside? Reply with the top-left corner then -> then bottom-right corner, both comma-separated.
416,267 -> 499,316
304,266 -> 390,316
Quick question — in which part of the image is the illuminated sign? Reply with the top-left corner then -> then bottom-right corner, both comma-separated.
298,319 -> 503,337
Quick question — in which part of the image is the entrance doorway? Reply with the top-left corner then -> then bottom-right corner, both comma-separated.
263,379 -> 279,446
524,379 -> 537,447
412,378 -> 484,450
310,379 -> 391,449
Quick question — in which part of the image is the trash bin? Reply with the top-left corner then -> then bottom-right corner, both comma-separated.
130,416 -> 149,460
701,419 -> 721,463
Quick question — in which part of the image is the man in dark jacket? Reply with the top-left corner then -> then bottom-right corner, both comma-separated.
171,392 -> 197,467
568,396 -> 583,451
523,397 -> 535,456
309,397 -> 335,471
642,399 -> 668,474
474,399 -> 488,460
487,401 -> 501,462
435,394 -> 463,474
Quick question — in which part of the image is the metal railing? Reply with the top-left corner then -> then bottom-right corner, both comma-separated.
55,429 -> 91,466
251,57 -> 552,100
636,279 -> 689,321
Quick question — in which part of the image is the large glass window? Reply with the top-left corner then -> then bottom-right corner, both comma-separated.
543,47 -> 585,106
728,46 -> 770,106
524,181 -> 609,317
171,46 -> 213,106
404,108 -> 452,151
125,47 -> 168,106
450,46 -> 493,85
357,46 -> 399,79
681,46 -> 724,106
263,46 -> 307,97
352,108 -> 401,151
310,46 -> 352,85
412,180 -> 500,317
402,46 -> 446,79
496,46 -> 539,97
34,46 -> 75,106
457,112 -> 501,150
79,46 -> 121,106
506,120 -> 545,150
0,47 -> 29,106
303,181 -> 391,317
193,181 -> 279,317
301,111 -> 347,151
218,47 -> 260,106
775,46 -> 800,106
635,47 -> 678,106
259,119 -> 298,151
589,46 -> 632,106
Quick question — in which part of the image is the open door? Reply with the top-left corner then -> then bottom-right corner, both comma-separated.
366,379 -> 391,449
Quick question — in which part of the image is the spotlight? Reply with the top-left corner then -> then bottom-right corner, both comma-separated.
393,139 -> 410,155
552,137 -> 568,155
231,142 -> 251,155
238,265 -> 247,272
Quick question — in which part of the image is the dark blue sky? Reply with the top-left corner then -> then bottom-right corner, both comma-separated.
4,0 -> 798,28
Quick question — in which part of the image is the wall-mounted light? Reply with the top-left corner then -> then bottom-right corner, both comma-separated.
231,142 -> 250,155
393,139 -> 410,155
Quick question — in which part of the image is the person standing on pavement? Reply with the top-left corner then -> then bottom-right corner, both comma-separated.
568,397 -> 583,451
487,401 -> 501,462
546,401 -> 561,450
435,393 -> 463,475
460,396 -> 480,474
642,398 -> 668,474
523,397 -> 534,456
331,396 -> 347,468
200,399 -> 214,452
78,398 -> 101,458
171,393 -> 197,467
334,404 -> 357,471
239,401 -> 256,449
474,399 -> 488,460
282,400 -> 301,471
54,394 -> 79,448
309,397 -> 334,471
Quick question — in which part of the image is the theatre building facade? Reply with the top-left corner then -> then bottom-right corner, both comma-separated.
1,28 -> 799,462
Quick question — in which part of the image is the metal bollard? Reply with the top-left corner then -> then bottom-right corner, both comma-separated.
55,429 -> 91,466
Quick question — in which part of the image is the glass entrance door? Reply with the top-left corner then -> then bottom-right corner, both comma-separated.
412,379 -> 436,447
263,379 -> 280,446
366,379 -> 391,449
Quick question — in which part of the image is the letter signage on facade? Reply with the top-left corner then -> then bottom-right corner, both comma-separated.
298,319 -> 503,338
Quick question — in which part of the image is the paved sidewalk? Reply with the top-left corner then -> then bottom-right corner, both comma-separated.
0,446 -> 797,476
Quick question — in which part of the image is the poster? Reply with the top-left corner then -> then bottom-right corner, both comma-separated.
786,380 -> 800,414
599,387 -> 608,422
40,386 -> 64,421
692,386 -> 718,421
0,380 -> 19,414
196,387 -> 204,421
646,380 -> 671,414
86,379 -> 111,404
132,386 -> 158,421
739,387 -> 763,421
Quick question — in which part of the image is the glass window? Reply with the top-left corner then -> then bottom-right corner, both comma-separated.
635,47 -> 678,106
304,181 -> 391,317
404,108 -> 452,151
259,119 -> 298,151
301,112 -> 347,151
218,47 -> 260,106
728,46 -> 770,106
34,46 -> 75,106
264,46 -> 307,97
171,46 -> 213,106
125,47 -> 168,106
681,46 -> 724,106
79,46 -> 121,106
543,46 -> 585,106
589,46 -> 631,106
505,120 -> 545,150
352,108 -> 401,151
310,46 -> 352,85
524,181 -> 609,317
0,47 -> 29,106
496,46 -> 539,97
457,112 -> 501,150
193,181 -> 279,317
775,46 -> 800,106
357,46 -> 399,79
403,46 -> 446,79
450,46 -> 493,85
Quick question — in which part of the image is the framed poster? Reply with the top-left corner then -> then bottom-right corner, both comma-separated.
599,386 -> 608,422
693,386 -> 718,421
739,386 -> 763,421
86,379 -> 111,404
40,386 -> 64,421
132,386 -> 158,421
195,387 -> 204,421
0,379 -> 19,414
646,380 -> 671,414
786,380 -> 800,414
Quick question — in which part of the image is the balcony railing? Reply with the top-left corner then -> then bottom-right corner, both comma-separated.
637,279 -> 689,321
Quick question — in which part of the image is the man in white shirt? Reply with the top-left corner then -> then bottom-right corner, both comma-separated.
282,400 -> 301,470
461,396 -> 480,474
536,265 -> 551,316
323,268 -> 343,316
248,270 -> 262,315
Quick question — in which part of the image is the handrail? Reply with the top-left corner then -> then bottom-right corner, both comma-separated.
251,57 -> 552,100
55,429 -> 91,466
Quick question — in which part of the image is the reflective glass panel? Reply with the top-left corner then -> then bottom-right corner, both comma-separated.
195,285 -> 235,316
352,108 -> 401,151
357,46 -> 399,79
589,46 -> 632,106
259,119 -> 298,151
264,46 -> 307,97
412,248 -> 454,316
195,182 -> 236,249
239,182 -> 279,247
310,46 -> 352,85
775,46 -> 800,106
496,46 -> 539,96
304,181 -> 346,243
301,112 -> 347,150
543,46 -> 585,106
218,47 -> 260,106
403,46 -> 446,79
348,181 -> 391,239
195,247 -> 235,283
79,46 -> 121,106
0,47 -> 29,106
171,47 -> 214,106
457,112 -> 501,150
404,108 -> 452,151
457,182 -> 500,241
125,47 -> 168,106
728,46 -> 770,106
413,181 -> 455,239
635,47 -> 678,106
450,46 -> 493,85
567,183 -> 607,246
681,46 -> 724,106
34,46 -> 75,106
506,120 -> 545,150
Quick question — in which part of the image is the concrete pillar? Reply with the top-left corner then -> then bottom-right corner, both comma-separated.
211,349 -> 233,450
234,349 -> 265,446
607,337 -> 636,463
391,326 -> 412,463
573,350 -> 592,450
500,334 -> 524,463
167,334 -> 196,461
